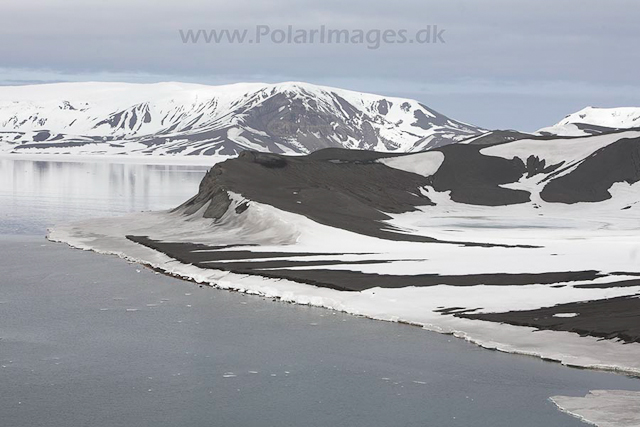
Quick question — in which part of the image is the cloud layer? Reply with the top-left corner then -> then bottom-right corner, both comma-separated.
1,0 -> 638,130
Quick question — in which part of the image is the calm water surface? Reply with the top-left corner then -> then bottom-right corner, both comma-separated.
1,158 -> 639,427
0,158 -> 209,234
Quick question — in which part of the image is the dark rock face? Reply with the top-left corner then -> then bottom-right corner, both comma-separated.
541,137 -> 640,203
525,155 -> 560,178
203,189 -> 231,220
250,152 -> 288,168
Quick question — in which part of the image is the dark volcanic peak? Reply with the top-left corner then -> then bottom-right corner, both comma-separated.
0,81 -> 484,156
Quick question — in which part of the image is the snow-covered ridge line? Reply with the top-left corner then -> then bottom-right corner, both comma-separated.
559,106 -> 640,128
0,81 -> 484,157
538,106 -> 640,137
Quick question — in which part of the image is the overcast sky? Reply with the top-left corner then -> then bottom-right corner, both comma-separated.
1,0 -> 638,131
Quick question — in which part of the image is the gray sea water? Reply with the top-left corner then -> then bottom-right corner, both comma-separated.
1,157 -> 639,427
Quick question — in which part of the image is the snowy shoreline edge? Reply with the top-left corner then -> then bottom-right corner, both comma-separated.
46,226 -> 640,378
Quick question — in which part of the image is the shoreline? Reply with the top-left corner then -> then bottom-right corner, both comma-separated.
46,217 -> 640,377
115,253 -> 640,378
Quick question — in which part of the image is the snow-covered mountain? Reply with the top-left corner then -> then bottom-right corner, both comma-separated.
538,106 -> 640,137
0,82 -> 483,157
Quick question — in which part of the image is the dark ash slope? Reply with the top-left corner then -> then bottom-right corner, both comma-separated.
428,144 -> 531,206
541,136 -> 640,203
178,148 -> 547,245
432,133 -> 640,205
180,149 -> 439,242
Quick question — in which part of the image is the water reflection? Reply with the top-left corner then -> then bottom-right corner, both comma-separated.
0,159 -> 209,235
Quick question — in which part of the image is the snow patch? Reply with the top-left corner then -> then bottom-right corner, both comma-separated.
378,151 -> 444,177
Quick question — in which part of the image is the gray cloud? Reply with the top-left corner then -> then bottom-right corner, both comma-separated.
1,0 -> 638,130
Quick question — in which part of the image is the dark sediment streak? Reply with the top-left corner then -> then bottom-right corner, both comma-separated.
574,279 -> 640,289
127,236 -> 603,292
457,295 -> 640,344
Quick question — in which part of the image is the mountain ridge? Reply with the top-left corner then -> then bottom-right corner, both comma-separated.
0,81 -> 484,156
